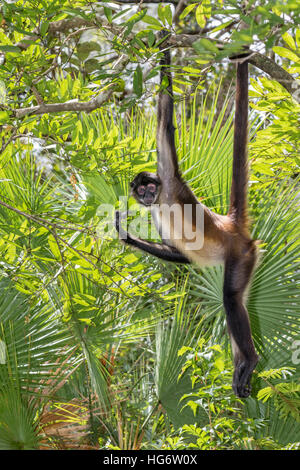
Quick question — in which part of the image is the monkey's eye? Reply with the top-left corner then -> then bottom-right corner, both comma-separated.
147,183 -> 156,192
137,185 -> 146,195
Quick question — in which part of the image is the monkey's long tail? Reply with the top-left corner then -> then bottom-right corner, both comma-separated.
228,60 -> 249,229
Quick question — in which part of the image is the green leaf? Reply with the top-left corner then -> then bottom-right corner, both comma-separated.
185,400 -> 199,416
182,66 -> 201,75
178,346 -> 193,357
282,32 -> 296,50
203,0 -> 211,18
210,20 -> 235,33
0,45 -> 21,53
0,111 -> 9,124
147,30 -> 155,47
193,38 -> 219,54
40,21 -> 49,36
195,4 -> 206,29
272,6 -> 282,17
157,3 -> 165,24
215,357 -> 225,372
104,7 -> 112,23
47,234 -> 61,259
123,253 -> 139,264
164,5 -> 173,26
157,4 -> 172,26
125,9 -> 147,27
258,367 -> 295,380
142,15 -> 161,29
273,46 -> 300,62
133,65 -> 143,97
296,29 -> 300,47
179,3 -> 197,20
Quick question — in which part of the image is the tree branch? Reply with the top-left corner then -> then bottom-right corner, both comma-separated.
13,15 -> 300,110
247,52 -> 300,101
15,89 -> 114,118
13,50 -> 130,118
169,32 -> 225,48
173,0 -> 187,25
168,34 -> 300,103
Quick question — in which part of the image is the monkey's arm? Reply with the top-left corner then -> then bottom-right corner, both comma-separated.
156,31 -> 180,178
115,211 -> 190,264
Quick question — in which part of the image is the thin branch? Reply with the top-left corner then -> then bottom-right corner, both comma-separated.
0,132 -> 28,154
0,198 -> 53,231
31,85 -> 44,105
15,17 -> 96,50
0,197 -> 89,234
173,0 -> 187,25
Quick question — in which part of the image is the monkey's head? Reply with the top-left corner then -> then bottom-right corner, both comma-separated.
130,172 -> 161,206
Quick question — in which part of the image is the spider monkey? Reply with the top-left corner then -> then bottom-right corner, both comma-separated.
115,32 -> 259,398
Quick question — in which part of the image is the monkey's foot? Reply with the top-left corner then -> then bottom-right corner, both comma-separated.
232,357 -> 259,398
233,381 -> 251,398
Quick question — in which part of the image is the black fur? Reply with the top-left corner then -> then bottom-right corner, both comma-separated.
115,211 -> 190,264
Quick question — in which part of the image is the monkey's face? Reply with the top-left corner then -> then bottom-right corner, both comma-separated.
130,172 -> 161,206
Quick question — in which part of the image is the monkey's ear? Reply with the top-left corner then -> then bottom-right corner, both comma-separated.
130,181 -> 134,188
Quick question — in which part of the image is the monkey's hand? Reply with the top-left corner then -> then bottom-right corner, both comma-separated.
115,210 -> 191,264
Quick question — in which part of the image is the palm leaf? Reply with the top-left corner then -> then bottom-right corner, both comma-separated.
0,279 -> 79,449
0,279 -> 76,391
154,281 -> 208,428
0,388 -> 39,450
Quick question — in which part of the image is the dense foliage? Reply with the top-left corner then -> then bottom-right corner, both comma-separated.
0,0 -> 299,450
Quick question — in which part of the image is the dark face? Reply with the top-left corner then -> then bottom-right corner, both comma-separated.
130,172 -> 161,206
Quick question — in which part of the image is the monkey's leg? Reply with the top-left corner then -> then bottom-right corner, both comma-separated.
223,249 -> 259,398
